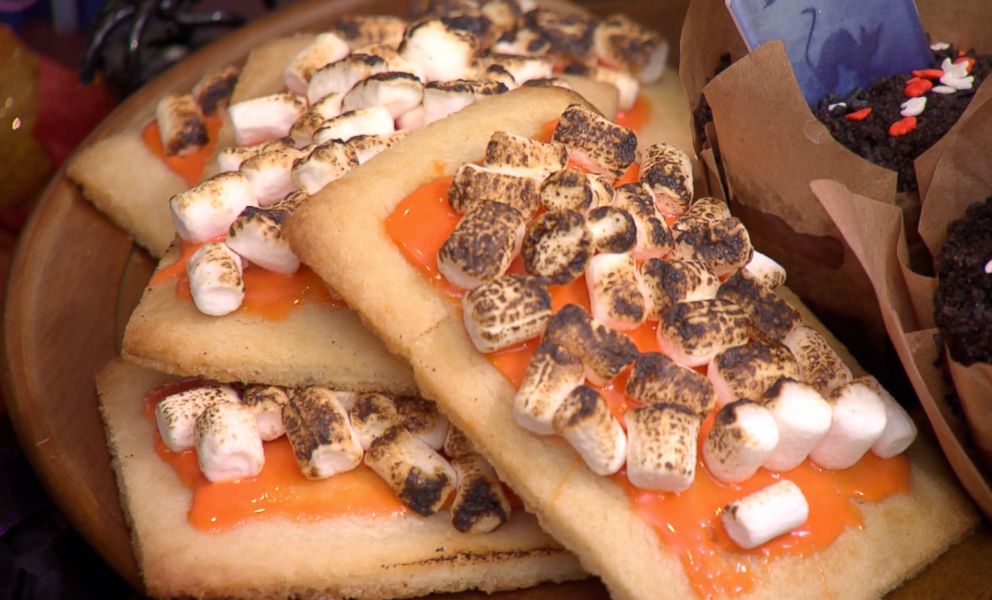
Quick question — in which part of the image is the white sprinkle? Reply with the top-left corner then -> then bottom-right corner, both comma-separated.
941,74 -> 974,90
941,57 -> 970,79
930,42 -> 950,51
900,97 -> 926,117
827,102 -> 847,111
933,85 -> 957,94
984,258 -> 992,274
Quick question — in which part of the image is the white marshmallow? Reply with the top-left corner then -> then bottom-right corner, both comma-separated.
284,32 -> 352,95
225,206 -> 300,275
342,71 -> 424,118
313,106 -> 395,143
809,380 -> 887,470
585,252 -> 647,331
703,400 -> 779,483
195,402 -> 265,482
485,54 -> 553,85
398,19 -> 478,82
228,93 -> 308,146
170,172 -> 257,243
552,385 -> 627,476
155,385 -> 240,452
239,146 -> 307,207
625,403 -> 701,492
722,480 -> 809,550
761,378 -> 832,471
291,141 -> 359,195
289,93 -> 345,146
241,386 -> 289,442
866,379 -> 918,458
306,53 -> 389,105
187,243 -> 245,316
216,146 -> 257,173
396,105 -> 426,131
422,80 -> 508,125
283,387 -> 365,479
393,396 -> 450,451
744,250 -> 786,290
514,340 -> 585,435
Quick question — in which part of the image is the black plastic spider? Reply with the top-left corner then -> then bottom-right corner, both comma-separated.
81,0 -> 277,94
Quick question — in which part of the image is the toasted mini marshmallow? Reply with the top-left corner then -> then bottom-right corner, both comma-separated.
393,396 -> 450,451
449,163 -> 541,217
859,377 -> 917,458
540,168 -> 592,212
229,93 -> 308,146
809,380 -> 887,470
593,14 -> 668,84
680,196 -> 730,225
291,140 -> 360,195
514,339 -> 585,435
422,79 -> 508,124
192,64 -> 239,114
365,427 -> 457,515
553,103 -> 637,178
282,387 -> 364,479
346,131 -> 409,164
238,146 -> 307,206
563,63 -> 639,110
443,426 -> 476,457
782,325 -> 853,394
313,106 -> 395,143
641,143 -> 693,217
545,304 -> 638,384
722,480 -> 808,550
484,53 -> 553,85
524,8 -> 595,58
674,217 -> 753,278
354,43 -> 426,79
397,105 -> 425,131
703,400 -> 779,483
399,19 -> 479,82
285,32 -> 352,95
463,274 -> 551,352
334,14 -> 407,49
225,204 -> 299,274
216,145 -> 258,173
612,183 -> 674,259
481,0 -> 522,39
480,63 -> 518,89
156,385 -> 240,452
639,258 -> 719,320
625,352 -> 716,416
657,298 -> 750,368
438,201 -> 525,289
552,385 -> 626,476
187,243 -> 245,316
625,403 -> 701,491
744,250 -> 787,290
306,53 -> 389,104
483,130 -> 568,179
760,377 -> 832,471
195,402 -> 264,482
492,26 -> 550,56
155,93 -> 207,156
522,210 -> 592,284
587,174 -> 615,206
342,71 -> 425,119
708,340 -> 801,407
450,453 -> 511,533
348,393 -> 400,449
288,93 -> 345,146
586,252 -> 647,331
586,206 -> 636,253
718,272 -> 801,341
241,385 -> 289,441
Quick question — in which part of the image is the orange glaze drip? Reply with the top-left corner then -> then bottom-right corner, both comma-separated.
386,173 -> 913,598
149,239 -> 342,319
142,116 -> 222,186
615,94 -> 651,133
143,382 -> 406,532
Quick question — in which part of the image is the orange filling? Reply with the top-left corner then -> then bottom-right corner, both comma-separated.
149,239 -> 343,320
143,380 -> 406,532
385,174 -> 911,598
142,116 -> 222,186
615,94 -> 651,133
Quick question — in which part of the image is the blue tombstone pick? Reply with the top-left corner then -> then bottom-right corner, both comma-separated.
726,0 -> 934,105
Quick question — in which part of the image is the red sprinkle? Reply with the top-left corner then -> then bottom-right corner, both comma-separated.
904,77 -> 933,97
844,107 -> 872,121
912,68 -> 944,80
958,49 -> 967,57
954,56 -> 976,73
889,116 -> 917,137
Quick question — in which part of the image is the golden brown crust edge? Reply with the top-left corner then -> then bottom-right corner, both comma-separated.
285,87 -> 978,600
96,358 -> 586,599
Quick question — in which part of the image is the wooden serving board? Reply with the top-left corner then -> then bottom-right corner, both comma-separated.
2,0 -> 989,597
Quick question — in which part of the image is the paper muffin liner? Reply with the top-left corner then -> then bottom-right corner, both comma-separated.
678,0 -> 992,353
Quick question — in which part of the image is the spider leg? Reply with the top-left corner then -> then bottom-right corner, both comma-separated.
79,1 -> 137,83
173,9 -> 246,28
124,0 -> 159,91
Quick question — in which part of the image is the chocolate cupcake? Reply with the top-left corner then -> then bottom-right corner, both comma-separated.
934,197 -> 992,365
